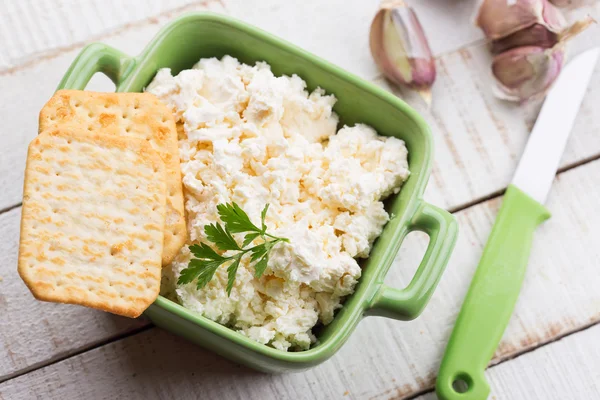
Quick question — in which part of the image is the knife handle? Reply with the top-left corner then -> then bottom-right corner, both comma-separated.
436,184 -> 551,400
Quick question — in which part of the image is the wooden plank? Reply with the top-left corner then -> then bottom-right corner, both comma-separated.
415,325 -> 600,400
0,207 -> 149,382
222,0 -> 486,79
0,303 -> 598,400
408,0 -> 484,57
20,0 -> 593,77
222,0 -> 380,79
2,155 -> 600,398
0,0 -> 224,71
223,0 -> 497,64
2,323 -> 597,400
0,0 -> 488,78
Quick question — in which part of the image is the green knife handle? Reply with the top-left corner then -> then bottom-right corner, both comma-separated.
436,184 -> 551,400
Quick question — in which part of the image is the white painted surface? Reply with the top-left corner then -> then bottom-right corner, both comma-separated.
1,1 -> 600,399
0,0 -> 223,70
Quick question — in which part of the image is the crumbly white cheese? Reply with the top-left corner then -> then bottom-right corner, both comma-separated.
147,56 -> 410,351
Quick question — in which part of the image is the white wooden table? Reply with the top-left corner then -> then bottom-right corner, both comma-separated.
1,1 -> 600,399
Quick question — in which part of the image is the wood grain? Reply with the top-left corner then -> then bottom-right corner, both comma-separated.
0,303 -> 598,400
1,0 -> 548,77
0,0 -> 225,72
0,207 -> 149,381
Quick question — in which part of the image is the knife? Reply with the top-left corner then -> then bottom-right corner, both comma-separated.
436,47 -> 600,400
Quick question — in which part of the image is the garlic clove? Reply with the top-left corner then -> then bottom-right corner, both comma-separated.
370,0 -> 436,104
491,24 -> 558,54
476,0 -> 566,40
490,16 -> 593,102
490,16 -> 593,54
491,45 -> 564,102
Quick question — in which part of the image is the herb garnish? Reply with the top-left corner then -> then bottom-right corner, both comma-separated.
178,202 -> 289,296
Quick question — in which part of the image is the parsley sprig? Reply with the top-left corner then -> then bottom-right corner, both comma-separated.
178,203 -> 289,296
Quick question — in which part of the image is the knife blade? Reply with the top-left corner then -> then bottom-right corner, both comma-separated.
513,47 -> 600,204
436,47 -> 599,400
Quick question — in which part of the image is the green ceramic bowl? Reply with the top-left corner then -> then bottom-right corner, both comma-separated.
57,12 -> 458,373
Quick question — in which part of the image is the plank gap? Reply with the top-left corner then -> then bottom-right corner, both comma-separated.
0,202 -> 21,216
558,151 -> 600,176
447,188 -> 505,214
447,150 -> 600,215
0,323 -> 153,385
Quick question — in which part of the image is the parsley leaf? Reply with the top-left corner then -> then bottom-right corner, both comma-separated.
226,255 -> 242,296
250,243 -> 268,262
254,253 -> 270,278
242,232 -> 260,247
204,222 -> 240,251
179,202 -> 289,296
178,258 -> 223,289
189,243 -> 225,261
217,203 -> 262,234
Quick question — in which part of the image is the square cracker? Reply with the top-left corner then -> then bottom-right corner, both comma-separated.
39,90 -> 185,265
18,128 -> 166,318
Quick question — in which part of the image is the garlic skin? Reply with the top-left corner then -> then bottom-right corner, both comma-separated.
491,45 -> 564,101
476,0 -> 566,40
370,0 -> 436,103
491,23 -> 559,54
476,0 -> 594,102
490,16 -> 594,54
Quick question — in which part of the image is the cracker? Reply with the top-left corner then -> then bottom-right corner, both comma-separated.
39,90 -> 185,265
18,129 -> 166,317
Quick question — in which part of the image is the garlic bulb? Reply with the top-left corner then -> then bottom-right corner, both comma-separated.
476,0 -> 594,102
370,0 -> 436,104
476,0 -> 566,40
492,45 -> 564,101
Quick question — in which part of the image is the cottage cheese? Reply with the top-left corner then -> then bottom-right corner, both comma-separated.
148,56 -> 409,351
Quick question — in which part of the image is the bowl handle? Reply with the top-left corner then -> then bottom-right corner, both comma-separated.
57,43 -> 134,90
367,201 -> 458,320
